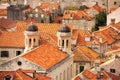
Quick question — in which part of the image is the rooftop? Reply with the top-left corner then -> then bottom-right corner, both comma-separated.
22,44 -> 69,69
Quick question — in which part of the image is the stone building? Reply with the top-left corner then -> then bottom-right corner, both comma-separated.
7,4 -> 31,21
107,7 -> 120,25
62,10 -> 95,30
73,45 -> 99,75
0,22 -> 75,80
29,2 -> 61,23
0,69 -> 51,80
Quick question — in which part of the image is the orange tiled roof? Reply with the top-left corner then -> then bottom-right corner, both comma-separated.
16,21 -> 73,35
26,18 -> 39,23
92,3 -> 104,12
0,21 -> 73,47
36,2 -> 59,14
0,69 -> 51,80
94,26 -> 117,44
82,69 -> 96,79
63,10 -> 92,20
0,9 -> 7,16
74,76 -> 81,80
22,44 -> 68,69
23,7 -> 33,13
110,8 -> 117,13
77,29 -> 94,45
0,31 -> 24,47
0,18 -> 16,29
72,29 -> 79,39
73,46 -> 99,62
75,69 -> 119,80
53,16 -> 62,23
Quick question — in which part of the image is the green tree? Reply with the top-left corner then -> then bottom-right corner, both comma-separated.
79,5 -> 88,10
93,11 -> 106,31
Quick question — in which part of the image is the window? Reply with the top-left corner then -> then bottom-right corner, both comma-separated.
110,69 -> 115,73
1,51 -> 9,57
63,71 -> 65,80
79,66 -> 84,72
29,39 -> 31,46
62,40 -> 64,47
16,51 -> 21,56
114,2 -> 117,5
41,20 -> 44,23
5,75 -> 11,80
66,40 -> 69,47
33,39 -> 36,42
17,61 -> 22,66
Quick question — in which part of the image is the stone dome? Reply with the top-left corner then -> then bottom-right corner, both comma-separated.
26,23 -> 38,32
58,24 -> 71,33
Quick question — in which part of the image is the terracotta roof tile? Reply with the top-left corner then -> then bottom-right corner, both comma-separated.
109,8 -> 117,12
92,4 -> 104,12
0,21 -> 73,47
0,31 -> 24,47
73,46 -> 99,62
72,29 -> 79,39
26,18 -> 39,23
74,76 -> 81,80
0,9 -> 7,16
0,69 -> 51,80
22,44 -> 68,69
36,2 -> 59,14
82,69 -> 96,79
77,30 -> 93,45
63,10 -> 92,20
0,18 -> 16,29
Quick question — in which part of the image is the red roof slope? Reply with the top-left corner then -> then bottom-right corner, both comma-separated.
22,44 -> 68,69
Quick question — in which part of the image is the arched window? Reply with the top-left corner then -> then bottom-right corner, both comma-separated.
5,75 -> 11,80
62,40 -> 64,47
63,71 -> 65,80
114,2 -> 117,5
33,38 -> 36,42
66,40 -> 69,47
29,39 -> 31,46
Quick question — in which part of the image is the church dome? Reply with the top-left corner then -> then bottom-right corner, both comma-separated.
58,24 -> 71,33
26,23 -> 38,32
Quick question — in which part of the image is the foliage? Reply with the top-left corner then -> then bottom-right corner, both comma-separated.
79,5 -> 88,10
93,11 -> 107,31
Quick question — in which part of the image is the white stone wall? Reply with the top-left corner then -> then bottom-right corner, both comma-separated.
0,54 -> 75,80
107,7 -> 120,25
0,48 -> 24,61
0,57 -> 45,71
63,19 -> 95,30
47,57 -> 74,80
100,58 -> 120,75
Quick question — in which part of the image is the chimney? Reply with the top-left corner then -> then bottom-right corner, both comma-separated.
111,18 -> 115,24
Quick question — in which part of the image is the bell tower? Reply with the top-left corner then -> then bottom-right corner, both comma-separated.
24,23 -> 40,52
57,23 -> 72,55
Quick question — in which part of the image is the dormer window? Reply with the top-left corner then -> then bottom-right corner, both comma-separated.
5,75 -> 11,80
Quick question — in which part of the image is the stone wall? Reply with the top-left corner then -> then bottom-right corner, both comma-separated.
0,47 -> 24,62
